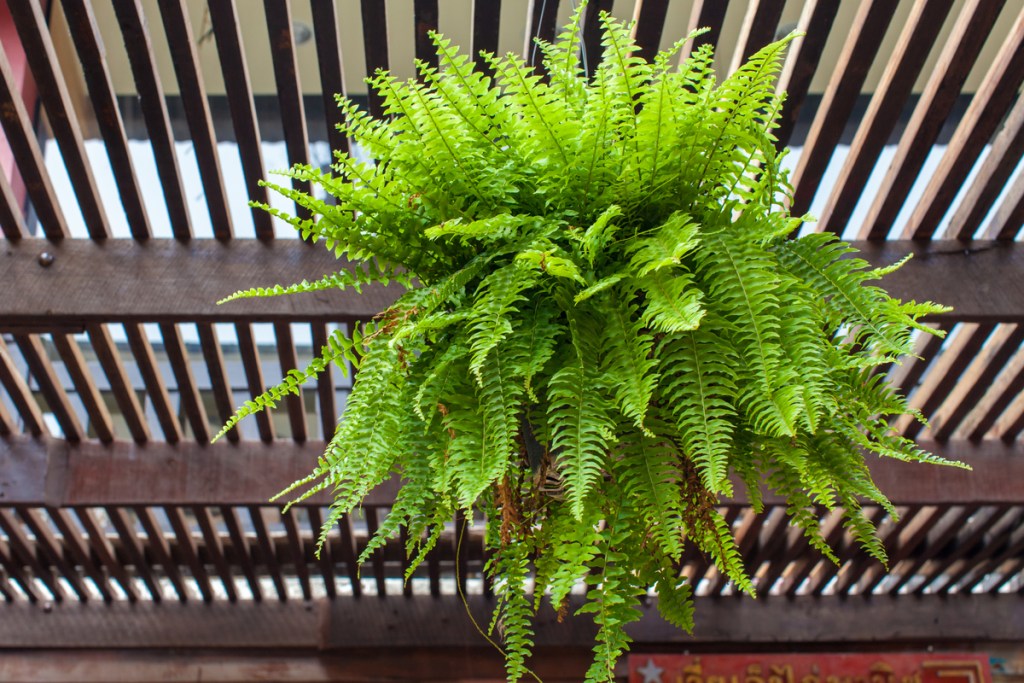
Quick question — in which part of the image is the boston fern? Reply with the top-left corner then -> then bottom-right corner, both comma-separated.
217,9 -> 954,682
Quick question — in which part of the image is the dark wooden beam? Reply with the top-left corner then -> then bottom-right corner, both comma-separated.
0,239 -> 402,328
1,240 -> 1023,328
0,435 -> 1019,508
0,594 -> 1020,650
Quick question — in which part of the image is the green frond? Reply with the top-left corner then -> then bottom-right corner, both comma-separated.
658,329 -> 738,494
599,293 -> 659,432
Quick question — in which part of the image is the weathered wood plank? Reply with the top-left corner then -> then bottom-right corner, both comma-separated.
0,436 -> 1017,508
1,240 -> 1021,327
821,0 -> 957,236
773,0 -> 842,150
0,338 -> 47,437
310,0 -> 350,157
8,0 -> 110,240
0,594 -> 1020,649
472,0 -> 503,74
110,0 -> 193,239
790,0 -> 895,214
0,41 -> 67,240
858,0 -> 1007,239
905,6 -> 1024,240
0,239 -> 399,327
85,324 -> 149,444
632,0 -> 671,64
207,0 -> 274,239
59,0 -> 152,240
123,324 -> 182,444
51,334 -> 114,444
264,0 -> 312,218
360,0 -> 391,118
12,334 -> 84,442
157,0 -> 234,240
728,0 -> 787,73
947,91 -> 1024,240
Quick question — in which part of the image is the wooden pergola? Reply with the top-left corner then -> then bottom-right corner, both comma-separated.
0,1 -> 1023,680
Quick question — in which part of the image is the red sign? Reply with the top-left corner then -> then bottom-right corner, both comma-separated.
628,653 -> 991,683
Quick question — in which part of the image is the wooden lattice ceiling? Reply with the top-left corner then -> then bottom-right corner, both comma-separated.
0,0 -> 1023,678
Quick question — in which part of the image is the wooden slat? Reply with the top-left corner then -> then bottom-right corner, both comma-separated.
0,337 -> 47,437
0,164 -> 27,240
886,505 -> 978,595
859,505 -> 940,594
632,0 -> 670,64
336,514 -> 363,597
836,506 -> 918,595
310,0 -> 350,157
363,508 -> 387,596
913,505 -> 1014,594
822,0 -> 958,237
124,323 -> 183,444
360,0 -> 391,118
998,397 -> 1024,443
0,535 -> 42,603
311,323 -> 337,441
165,506 -> 214,603
932,325 -> 1024,440
932,509 -> 1024,593
105,506 -> 164,601
110,0 -> 193,240
0,508 -> 67,601
59,0 -> 152,240
207,0 -> 274,240
8,0 -> 110,240
969,351 -> 1024,441
235,323 -> 275,443
906,8 -> 1024,240
773,0 -> 842,150
957,519 -> 1024,592
220,505 -> 262,601
790,0 -> 896,214
986,175 -> 1024,241
4,239 -> 1022,327
0,389 -> 15,436
472,0 -> 503,73
12,334 -> 84,442
681,0 -> 730,60
263,0 -> 312,218
525,0 -> 560,67
197,323 -> 238,443
0,41 -> 67,240
728,0 -> 787,73
780,510 -> 846,596
273,323 -> 307,442
133,506 -> 189,602
157,0 -> 234,240
192,506 -> 238,602
947,93 -> 1024,240
282,509 -> 311,600
306,507 -> 336,599
86,324 -> 149,444
903,323 -> 995,440
52,334 -> 114,443
44,507 -> 115,602
858,0 -> 1007,239
13,507 -> 91,602
248,506 -> 287,601
809,509 -> 886,596
413,0 -> 440,74
74,507 -> 139,602
580,0 -> 614,76
1,594 -> 1023,651
159,323 -> 210,443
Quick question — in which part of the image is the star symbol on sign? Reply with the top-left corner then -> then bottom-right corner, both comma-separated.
637,658 -> 664,683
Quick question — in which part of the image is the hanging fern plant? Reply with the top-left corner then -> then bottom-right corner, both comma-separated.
217,8 -> 954,682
